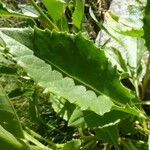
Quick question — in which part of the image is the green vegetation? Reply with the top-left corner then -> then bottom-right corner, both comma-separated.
0,0 -> 150,149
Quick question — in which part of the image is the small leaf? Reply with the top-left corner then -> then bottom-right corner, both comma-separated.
68,106 -> 87,128
0,2 -> 38,18
42,0 -> 66,22
62,139 -> 81,150
104,47 -> 128,72
112,104 -> 146,119
51,95 -> 76,121
72,0 -> 84,30
18,4 -> 39,18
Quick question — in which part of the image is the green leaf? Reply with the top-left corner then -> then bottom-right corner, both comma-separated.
109,4 -> 144,37
143,0 -> 150,50
2,28 -> 34,50
51,94 -> 145,128
119,117 -> 137,135
104,47 -> 128,72
97,5 -> 146,90
95,125 -> 119,146
0,125 -> 25,150
0,28 -> 144,130
89,8 -> 123,46
112,104 -> 146,119
51,95 -> 143,128
69,109 -> 128,128
101,12 -> 146,70
24,131 -> 51,149
0,28 -> 145,127
18,4 -> 39,18
0,28 -> 114,116
0,84 -> 24,138
72,0 -> 84,30
51,96 -> 119,128
122,140 -> 148,150
68,106 -> 87,128
50,95 -> 76,121
42,0 -> 66,22
33,28 -> 134,104
0,2 -> 38,18
56,16 -> 69,31
62,139 -> 81,150
1,28 -> 133,105
0,126 -> 51,150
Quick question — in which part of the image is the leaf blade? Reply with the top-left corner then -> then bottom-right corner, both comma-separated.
0,85 -> 24,138
72,0 -> 84,30
33,28 -> 134,104
0,28 -> 113,116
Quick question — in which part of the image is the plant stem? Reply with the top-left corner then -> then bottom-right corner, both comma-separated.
24,126 -> 58,149
29,146 -> 52,150
29,0 -> 58,30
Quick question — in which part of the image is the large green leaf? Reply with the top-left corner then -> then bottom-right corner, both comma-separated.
0,28 -> 131,105
0,28 -> 142,118
0,84 -> 24,138
0,28 -> 113,116
33,28 -> 134,104
0,28 -> 145,128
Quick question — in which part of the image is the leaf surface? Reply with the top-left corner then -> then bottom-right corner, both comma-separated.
0,2 -> 38,18
33,28 -> 134,104
42,0 -> 66,22
62,139 -> 81,150
0,85 -> 24,138
0,28 -> 114,116
0,28 -> 145,129
95,125 -> 119,145
72,0 -> 84,29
